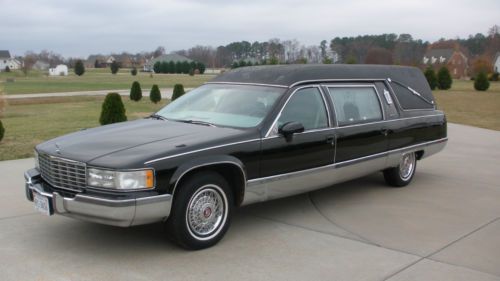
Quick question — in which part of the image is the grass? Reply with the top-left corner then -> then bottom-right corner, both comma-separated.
0,95 -> 167,161
0,69 -> 213,95
434,80 -> 500,131
0,79 -> 499,161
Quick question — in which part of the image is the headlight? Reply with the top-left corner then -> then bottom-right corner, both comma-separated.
87,168 -> 154,190
34,150 -> 39,169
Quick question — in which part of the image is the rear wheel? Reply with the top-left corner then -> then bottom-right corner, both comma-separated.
166,171 -> 233,250
383,152 -> 417,187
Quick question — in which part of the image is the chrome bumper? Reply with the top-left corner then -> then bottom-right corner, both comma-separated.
24,168 -> 172,227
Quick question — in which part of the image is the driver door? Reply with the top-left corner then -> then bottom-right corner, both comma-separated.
260,86 -> 335,177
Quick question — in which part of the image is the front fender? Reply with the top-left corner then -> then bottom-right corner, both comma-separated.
168,155 -> 246,196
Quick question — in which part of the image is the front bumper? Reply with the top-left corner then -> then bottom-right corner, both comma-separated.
24,168 -> 172,227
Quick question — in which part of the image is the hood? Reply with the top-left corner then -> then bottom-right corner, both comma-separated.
36,119 -> 248,166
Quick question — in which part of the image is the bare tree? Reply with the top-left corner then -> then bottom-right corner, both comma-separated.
21,52 -> 37,76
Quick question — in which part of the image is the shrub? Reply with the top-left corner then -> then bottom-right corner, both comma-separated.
490,72 -> 499,81
99,93 -> 127,125
239,60 -> 247,67
197,62 -> 206,74
189,68 -> 195,76
424,67 -> 438,90
153,61 -> 161,73
131,67 -> 137,76
0,120 -> 4,142
231,61 -> 239,69
130,81 -> 142,101
172,84 -> 185,101
74,59 -> 85,76
150,84 -> 162,104
474,72 -> 490,91
4,66 -> 10,72
110,61 -> 120,74
437,67 -> 452,90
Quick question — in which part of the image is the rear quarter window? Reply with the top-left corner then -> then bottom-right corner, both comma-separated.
328,87 -> 383,126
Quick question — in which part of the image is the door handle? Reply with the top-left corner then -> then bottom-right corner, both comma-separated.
381,128 -> 390,136
325,135 -> 335,146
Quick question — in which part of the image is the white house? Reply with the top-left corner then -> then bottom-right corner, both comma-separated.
49,64 -> 68,76
494,52 -> 500,73
0,50 -> 21,71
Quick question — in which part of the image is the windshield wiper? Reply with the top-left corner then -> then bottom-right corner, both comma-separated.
178,119 -> 217,127
149,114 -> 167,120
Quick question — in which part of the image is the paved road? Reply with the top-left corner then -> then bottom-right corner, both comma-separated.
5,88 -> 193,100
0,123 -> 499,281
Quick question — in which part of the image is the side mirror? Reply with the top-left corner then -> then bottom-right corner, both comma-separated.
279,122 -> 304,140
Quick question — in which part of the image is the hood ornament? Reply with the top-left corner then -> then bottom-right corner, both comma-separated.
55,143 -> 61,154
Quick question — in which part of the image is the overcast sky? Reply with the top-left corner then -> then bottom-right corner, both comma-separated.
1,0 -> 499,58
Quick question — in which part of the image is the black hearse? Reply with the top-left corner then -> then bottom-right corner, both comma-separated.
25,65 -> 447,249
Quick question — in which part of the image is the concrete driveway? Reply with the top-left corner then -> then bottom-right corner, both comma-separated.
0,123 -> 499,281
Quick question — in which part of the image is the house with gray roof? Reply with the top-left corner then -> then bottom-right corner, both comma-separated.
0,50 -> 21,71
144,53 -> 192,72
422,48 -> 468,79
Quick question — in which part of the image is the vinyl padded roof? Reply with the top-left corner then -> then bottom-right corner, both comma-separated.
210,64 -> 435,109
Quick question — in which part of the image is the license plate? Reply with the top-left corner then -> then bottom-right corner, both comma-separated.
34,193 -> 52,216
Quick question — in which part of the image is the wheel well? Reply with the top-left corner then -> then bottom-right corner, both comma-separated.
173,164 -> 246,207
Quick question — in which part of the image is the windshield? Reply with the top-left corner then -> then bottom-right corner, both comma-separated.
156,84 -> 286,128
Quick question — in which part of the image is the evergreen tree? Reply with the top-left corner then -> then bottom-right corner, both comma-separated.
175,62 -> 182,74
181,61 -> 190,74
150,84 -> 162,103
110,61 -> 120,74
94,59 -> 100,68
197,62 -> 206,74
153,61 -> 161,73
168,61 -> 176,73
189,68 -> 195,76
437,67 -> 452,90
424,67 -> 438,90
99,93 -> 127,125
474,71 -> 490,91
74,60 -> 85,76
160,61 -> 168,73
131,67 -> 137,76
0,120 -> 4,142
172,84 -> 185,101
130,81 -> 143,101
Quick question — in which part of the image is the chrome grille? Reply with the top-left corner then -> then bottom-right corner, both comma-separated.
38,153 -> 86,192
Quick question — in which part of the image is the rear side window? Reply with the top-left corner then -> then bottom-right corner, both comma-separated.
328,87 -> 383,126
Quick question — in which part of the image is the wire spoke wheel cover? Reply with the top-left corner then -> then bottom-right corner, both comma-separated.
186,184 -> 228,240
399,152 -> 416,180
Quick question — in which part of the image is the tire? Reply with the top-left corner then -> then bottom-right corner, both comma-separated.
383,152 -> 417,187
165,171 -> 233,250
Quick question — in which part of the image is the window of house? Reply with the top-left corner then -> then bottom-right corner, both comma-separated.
328,87 -> 383,126
277,87 -> 328,131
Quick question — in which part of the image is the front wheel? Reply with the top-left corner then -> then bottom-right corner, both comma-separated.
165,171 -> 233,250
383,152 -> 417,187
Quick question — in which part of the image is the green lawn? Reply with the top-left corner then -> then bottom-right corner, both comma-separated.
0,79 -> 499,161
434,80 -> 500,131
0,69 -> 213,95
0,96 -> 168,161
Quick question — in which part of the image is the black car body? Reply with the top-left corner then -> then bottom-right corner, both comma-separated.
25,65 -> 447,249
